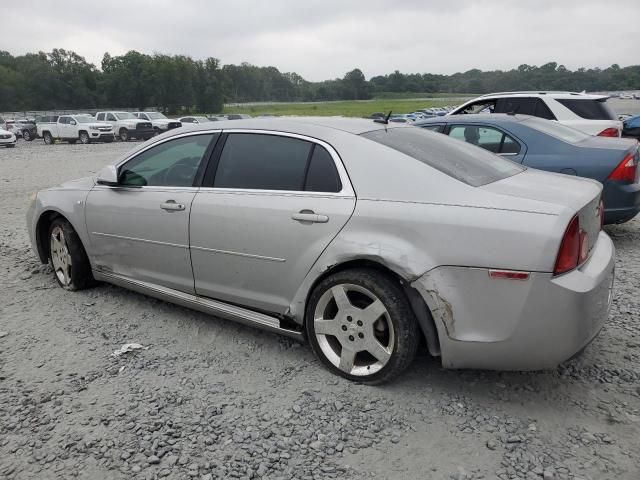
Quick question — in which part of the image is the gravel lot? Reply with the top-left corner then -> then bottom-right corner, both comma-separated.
1,138 -> 639,480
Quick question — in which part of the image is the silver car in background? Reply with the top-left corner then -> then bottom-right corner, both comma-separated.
26,118 -> 615,383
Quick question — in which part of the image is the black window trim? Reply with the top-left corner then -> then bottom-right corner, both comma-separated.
444,123 -> 524,157
199,129 -> 355,197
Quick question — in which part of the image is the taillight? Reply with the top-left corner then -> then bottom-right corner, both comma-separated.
607,153 -> 637,183
597,127 -> 619,137
554,215 -> 589,275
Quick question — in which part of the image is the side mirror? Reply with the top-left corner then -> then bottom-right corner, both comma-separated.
70,120 -> 77,125
96,165 -> 119,186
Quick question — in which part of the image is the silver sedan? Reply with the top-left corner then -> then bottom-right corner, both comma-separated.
26,118 -> 615,383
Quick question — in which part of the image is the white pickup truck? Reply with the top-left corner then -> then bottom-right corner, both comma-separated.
133,112 -> 182,135
38,115 -> 115,145
95,111 -> 155,141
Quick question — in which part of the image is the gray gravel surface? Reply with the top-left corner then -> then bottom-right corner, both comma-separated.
1,139 -> 639,480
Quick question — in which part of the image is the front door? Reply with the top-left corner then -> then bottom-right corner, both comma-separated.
190,132 -> 356,314
85,132 -> 218,292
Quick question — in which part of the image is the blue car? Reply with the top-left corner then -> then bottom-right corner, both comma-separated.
623,115 -> 640,139
414,114 -> 640,224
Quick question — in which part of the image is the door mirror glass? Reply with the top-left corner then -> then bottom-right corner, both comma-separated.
96,165 -> 119,186
70,120 -> 77,126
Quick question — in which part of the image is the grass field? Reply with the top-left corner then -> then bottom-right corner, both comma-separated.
222,96 -> 473,117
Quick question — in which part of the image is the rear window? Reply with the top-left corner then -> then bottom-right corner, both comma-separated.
522,117 -> 591,144
555,98 -> 616,120
361,127 -> 524,187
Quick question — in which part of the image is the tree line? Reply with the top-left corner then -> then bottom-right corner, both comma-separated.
0,48 -> 638,113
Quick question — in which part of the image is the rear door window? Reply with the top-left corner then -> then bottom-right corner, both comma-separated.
214,134 -> 312,191
555,98 -> 617,120
361,127 -> 524,187
97,113 -> 105,121
448,125 -> 521,154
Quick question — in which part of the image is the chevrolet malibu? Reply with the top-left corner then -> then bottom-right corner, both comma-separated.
27,118 -> 615,383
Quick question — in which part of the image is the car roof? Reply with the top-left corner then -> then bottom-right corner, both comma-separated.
176,116 -> 400,135
414,113 -> 532,126
476,91 -> 608,100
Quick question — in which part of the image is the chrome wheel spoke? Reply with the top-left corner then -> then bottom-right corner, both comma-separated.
331,285 -> 352,311
314,318 -> 340,336
50,226 -> 72,286
338,348 -> 356,373
366,338 -> 392,364
360,299 -> 386,325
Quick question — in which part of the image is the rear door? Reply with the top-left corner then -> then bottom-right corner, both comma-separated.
190,131 -> 356,314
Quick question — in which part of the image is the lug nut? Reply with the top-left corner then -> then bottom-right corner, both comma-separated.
347,316 -> 352,322
357,320 -> 363,326
348,335 -> 354,341
341,325 -> 347,331
358,332 -> 364,339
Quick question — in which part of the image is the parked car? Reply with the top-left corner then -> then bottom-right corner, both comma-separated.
226,114 -> 252,120
133,112 -> 182,134
415,114 -> 639,224
178,116 -> 215,124
622,115 -> 640,140
618,93 -> 634,100
449,91 -> 622,137
27,117 -> 614,383
95,111 -> 154,141
38,115 -> 115,145
5,119 -> 37,141
0,127 -> 16,147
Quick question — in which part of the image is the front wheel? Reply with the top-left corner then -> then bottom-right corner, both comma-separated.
22,130 -> 32,141
79,132 -> 90,144
119,128 -> 129,142
43,132 -> 54,145
305,268 -> 420,384
48,218 -> 94,291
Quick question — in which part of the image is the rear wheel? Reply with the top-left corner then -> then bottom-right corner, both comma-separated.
119,128 -> 129,142
22,130 -> 32,141
306,268 -> 420,384
48,218 -> 94,291
43,132 -> 54,145
79,131 -> 90,144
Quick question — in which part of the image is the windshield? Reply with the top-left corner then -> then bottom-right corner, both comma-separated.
145,112 -> 167,120
75,117 -> 94,124
115,112 -> 136,120
522,117 -> 591,143
361,127 -> 524,187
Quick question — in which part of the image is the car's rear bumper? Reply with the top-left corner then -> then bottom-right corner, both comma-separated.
603,180 -> 640,224
412,231 -> 615,370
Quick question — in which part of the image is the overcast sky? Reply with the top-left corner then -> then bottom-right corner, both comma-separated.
3,0 -> 638,81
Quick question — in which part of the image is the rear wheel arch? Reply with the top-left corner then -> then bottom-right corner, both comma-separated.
304,258 -> 441,356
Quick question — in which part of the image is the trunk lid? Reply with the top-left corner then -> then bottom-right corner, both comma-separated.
482,168 -> 602,254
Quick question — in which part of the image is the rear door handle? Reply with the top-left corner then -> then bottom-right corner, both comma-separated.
160,200 -> 185,211
292,211 -> 329,223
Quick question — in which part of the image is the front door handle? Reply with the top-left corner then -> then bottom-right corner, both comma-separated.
292,210 -> 329,223
160,200 -> 185,211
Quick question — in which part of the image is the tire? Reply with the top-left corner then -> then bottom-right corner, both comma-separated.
22,130 -> 32,141
79,131 -> 90,144
43,132 -> 54,145
305,268 -> 420,384
119,128 -> 129,142
153,127 -> 161,136
48,218 -> 94,291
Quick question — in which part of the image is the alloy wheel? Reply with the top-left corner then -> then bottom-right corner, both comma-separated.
313,283 -> 394,376
50,226 -> 73,287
